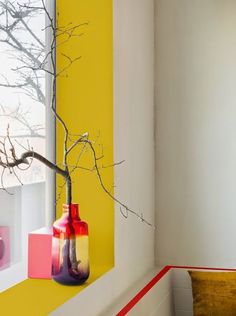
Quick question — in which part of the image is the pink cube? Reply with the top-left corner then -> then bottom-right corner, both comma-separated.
28,227 -> 52,279
0,226 -> 10,270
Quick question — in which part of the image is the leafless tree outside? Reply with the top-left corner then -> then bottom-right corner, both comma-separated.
0,0 -> 46,135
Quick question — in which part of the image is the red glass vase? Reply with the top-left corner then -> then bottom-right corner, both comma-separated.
52,203 -> 89,285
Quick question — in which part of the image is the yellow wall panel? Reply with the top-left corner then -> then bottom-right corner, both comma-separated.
56,0 -> 114,271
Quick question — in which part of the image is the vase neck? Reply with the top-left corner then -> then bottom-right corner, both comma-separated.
63,203 -> 80,220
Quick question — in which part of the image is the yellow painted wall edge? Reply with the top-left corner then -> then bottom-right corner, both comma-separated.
0,1 -> 114,314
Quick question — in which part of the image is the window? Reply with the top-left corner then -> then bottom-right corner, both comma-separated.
0,0 -> 55,291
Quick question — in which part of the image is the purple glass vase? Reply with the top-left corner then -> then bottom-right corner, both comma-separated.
52,203 -> 90,285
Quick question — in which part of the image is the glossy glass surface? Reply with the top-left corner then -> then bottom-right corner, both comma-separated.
52,203 -> 89,285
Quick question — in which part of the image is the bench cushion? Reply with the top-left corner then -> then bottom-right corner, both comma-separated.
189,271 -> 236,316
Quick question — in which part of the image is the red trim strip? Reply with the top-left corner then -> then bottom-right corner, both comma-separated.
171,265 -> 236,271
116,265 -> 172,316
116,265 -> 236,315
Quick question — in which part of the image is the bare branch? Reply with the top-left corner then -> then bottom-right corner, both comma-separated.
0,82 -> 28,88
70,138 -> 153,227
1,167 -> 13,195
102,160 -> 125,169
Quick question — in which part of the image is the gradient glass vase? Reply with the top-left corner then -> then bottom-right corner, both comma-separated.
52,203 -> 90,285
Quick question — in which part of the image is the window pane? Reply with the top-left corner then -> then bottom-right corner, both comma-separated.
0,0 -> 50,291
0,0 -> 46,187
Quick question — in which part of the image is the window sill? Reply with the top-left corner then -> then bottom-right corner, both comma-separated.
0,265 -> 112,315
0,261 -> 27,292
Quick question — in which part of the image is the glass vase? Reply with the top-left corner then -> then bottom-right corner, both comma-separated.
52,203 -> 90,285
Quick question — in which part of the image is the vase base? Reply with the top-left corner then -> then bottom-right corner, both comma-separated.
52,275 -> 89,286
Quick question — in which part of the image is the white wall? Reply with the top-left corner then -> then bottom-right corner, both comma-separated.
51,0 -> 155,315
155,0 -> 236,267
